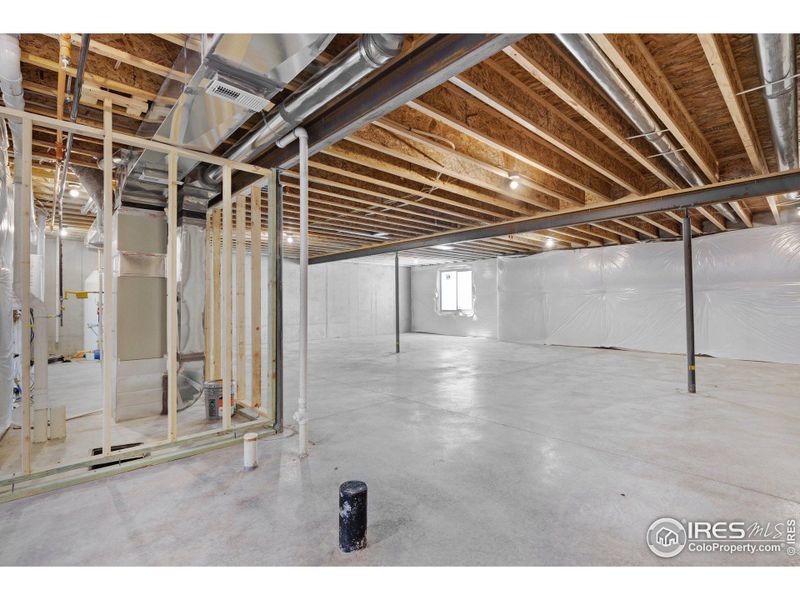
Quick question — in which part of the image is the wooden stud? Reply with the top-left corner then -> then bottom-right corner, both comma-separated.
250,186 -> 263,408
236,193 -> 247,407
20,118 -> 32,473
222,167 -> 233,430
204,211 -> 212,382
101,99 -> 113,455
211,209 -> 221,379
166,151 -> 178,442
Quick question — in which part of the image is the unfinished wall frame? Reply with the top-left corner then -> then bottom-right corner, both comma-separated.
0,105 -> 283,501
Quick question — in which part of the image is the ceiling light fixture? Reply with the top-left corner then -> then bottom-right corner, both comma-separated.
508,171 -> 521,190
434,244 -> 454,250
69,188 -> 80,198
286,235 -> 294,244
545,237 -> 555,249
59,228 -> 68,238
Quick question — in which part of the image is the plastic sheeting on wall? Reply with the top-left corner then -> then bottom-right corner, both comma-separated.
498,223 -> 800,364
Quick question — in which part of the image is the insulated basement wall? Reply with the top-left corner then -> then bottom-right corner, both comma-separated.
411,224 -> 800,364
498,224 -> 800,364
411,258 -> 498,338
239,257 -> 411,347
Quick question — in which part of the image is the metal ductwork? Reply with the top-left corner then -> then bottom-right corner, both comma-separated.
755,34 -> 799,202
200,33 -> 406,186
72,166 -> 105,248
556,34 -> 738,223
120,33 -> 335,206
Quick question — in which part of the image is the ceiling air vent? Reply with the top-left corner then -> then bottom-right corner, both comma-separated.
206,78 -> 269,112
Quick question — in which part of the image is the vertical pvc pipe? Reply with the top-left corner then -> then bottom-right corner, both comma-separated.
395,251 -> 400,354
101,99 -> 113,455
296,128 -> 309,458
166,151 -> 178,442
266,170 -> 283,431
682,209 -> 696,394
243,432 -> 258,470
20,117 -> 32,474
222,166 -> 233,430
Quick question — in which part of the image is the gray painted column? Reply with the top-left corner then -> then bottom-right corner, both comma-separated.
682,209 -> 696,393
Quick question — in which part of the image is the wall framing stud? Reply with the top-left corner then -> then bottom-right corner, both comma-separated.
250,185 -> 262,408
236,193 -> 246,407
20,117 -> 33,474
222,166 -> 233,429
101,98 -> 114,455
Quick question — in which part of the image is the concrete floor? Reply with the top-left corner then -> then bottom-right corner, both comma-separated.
0,361 -> 253,478
1,333 -> 799,565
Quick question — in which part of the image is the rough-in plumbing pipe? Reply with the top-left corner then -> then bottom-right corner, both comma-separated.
277,127 -> 309,457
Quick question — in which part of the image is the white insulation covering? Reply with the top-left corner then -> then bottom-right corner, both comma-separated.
498,224 -> 800,364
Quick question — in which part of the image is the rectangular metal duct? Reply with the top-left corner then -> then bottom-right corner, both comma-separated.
120,33 -> 333,205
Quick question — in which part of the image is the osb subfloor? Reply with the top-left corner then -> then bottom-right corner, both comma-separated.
1,333 -> 799,566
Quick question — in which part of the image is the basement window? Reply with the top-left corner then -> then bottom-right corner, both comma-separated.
439,269 -> 473,314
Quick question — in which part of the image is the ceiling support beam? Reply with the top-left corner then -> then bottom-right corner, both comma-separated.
309,168 -> 800,263
223,34 -> 524,197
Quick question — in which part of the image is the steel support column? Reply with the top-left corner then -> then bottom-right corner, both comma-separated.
395,252 -> 400,354
682,209 -> 697,394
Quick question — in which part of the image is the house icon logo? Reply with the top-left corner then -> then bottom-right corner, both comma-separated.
647,518 -> 687,558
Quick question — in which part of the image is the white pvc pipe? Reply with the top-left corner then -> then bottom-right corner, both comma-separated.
243,432 -> 258,470
275,126 -> 309,457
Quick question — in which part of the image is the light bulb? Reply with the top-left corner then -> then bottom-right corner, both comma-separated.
509,179 -> 519,190
69,188 -> 80,198
545,237 -> 555,249
287,235 -> 294,244
60,228 -> 68,238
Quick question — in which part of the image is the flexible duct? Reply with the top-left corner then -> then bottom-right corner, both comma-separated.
755,34 -> 799,202
556,34 -> 737,223
202,34 -> 405,185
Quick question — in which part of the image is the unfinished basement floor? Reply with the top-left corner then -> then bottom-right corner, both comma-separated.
1,333 -> 799,566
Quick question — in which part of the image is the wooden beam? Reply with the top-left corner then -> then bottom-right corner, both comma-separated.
410,83 -> 621,200
591,35 -> 719,183
323,142 -> 532,217
53,33 -> 191,84
20,51 -> 159,101
374,117 -> 583,207
453,60 -> 647,194
504,36 -> 683,190
348,124 -> 558,211
698,33 -> 766,227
